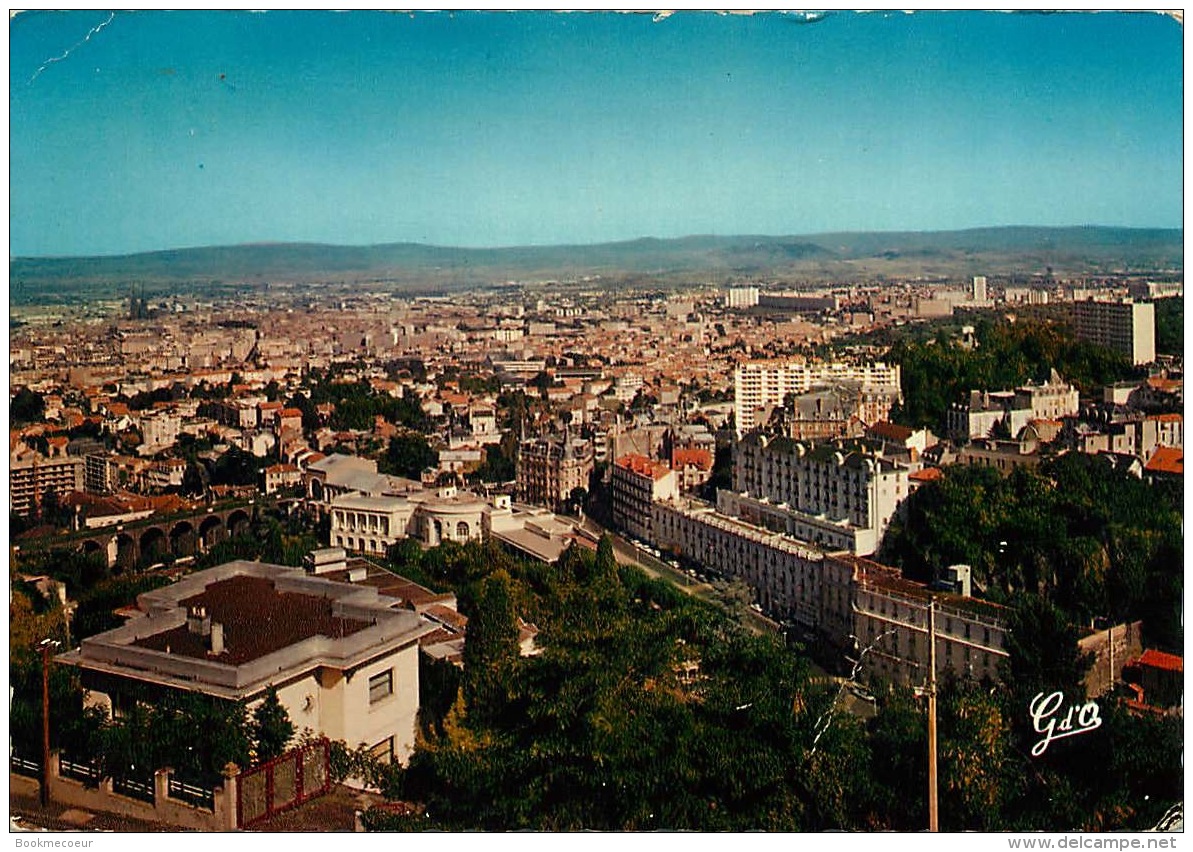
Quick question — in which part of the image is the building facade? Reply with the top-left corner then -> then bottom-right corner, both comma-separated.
734,360 -> 902,435
515,435 -> 594,512
1070,299 -> 1156,365
10,450 -> 85,516
725,286 -> 760,309
650,499 -> 843,635
850,564 -> 1009,688
59,560 -> 436,765
611,453 -> 679,543
728,435 -> 910,556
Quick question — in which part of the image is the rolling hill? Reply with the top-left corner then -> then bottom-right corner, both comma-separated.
9,226 -> 1182,304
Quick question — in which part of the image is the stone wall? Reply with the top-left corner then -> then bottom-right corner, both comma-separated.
45,752 -> 239,831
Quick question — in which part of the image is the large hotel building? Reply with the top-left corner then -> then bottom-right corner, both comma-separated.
724,434 -> 909,556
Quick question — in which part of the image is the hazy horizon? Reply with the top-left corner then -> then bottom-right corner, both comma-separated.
10,10 -> 1183,258
10,223 -> 1186,263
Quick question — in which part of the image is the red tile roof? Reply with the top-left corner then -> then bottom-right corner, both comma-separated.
615,453 -> 671,481
1144,447 -> 1183,476
868,421 -> 914,442
1139,649 -> 1183,673
909,467 -> 944,482
1148,413 -> 1183,423
671,447 -> 713,471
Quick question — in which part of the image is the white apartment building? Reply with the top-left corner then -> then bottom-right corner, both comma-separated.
144,458 -> 187,491
1149,413 -> 1182,451
725,286 -> 760,309
138,409 -> 182,455
328,486 -> 497,555
10,450 -> 85,516
726,435 -> 910,556
1070,298 -> 1156,365
613,373 -> 645,403
851,565 -> 1009,688
1128,280 -> 1183,300
948,391 -> 1026,441
59,560 -> 436,765
734,360 -> 902,435
643,499 -> 1011,686
611,453 -> 679,543
650,499 -> 850,637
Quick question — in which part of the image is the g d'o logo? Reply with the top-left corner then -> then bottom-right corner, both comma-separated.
1029,691 -> 1102,756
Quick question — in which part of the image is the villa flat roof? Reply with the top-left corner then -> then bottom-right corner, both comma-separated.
134,575 -> 372,665
59,561 -> 437,699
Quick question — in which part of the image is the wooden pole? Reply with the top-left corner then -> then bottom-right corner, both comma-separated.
40,640 -> 53,807
927,597 -> 939,832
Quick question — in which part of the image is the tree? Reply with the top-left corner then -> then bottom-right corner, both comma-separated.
382,433 -> 437,479
937,679 -> 1015,831
528,371 -> 552,397
210,446 -> 261,487
38,489 -> 74,531
566,486 -> 587,516
463,570 -> 519,670
594,535 -> 618,582
182,459 -> 207,497
11,387 -> 46,425
1153,296 -> 1183,357
92,692 -> 253,785
253,686 -> 295,762
1001,594 -> 1091,710
461,570 -> 520,724
286,392 -> 320,432
387,537 -> 425,574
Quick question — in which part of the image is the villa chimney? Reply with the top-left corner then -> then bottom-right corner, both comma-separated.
210,622 -> 224,655
187,605 -> 211,637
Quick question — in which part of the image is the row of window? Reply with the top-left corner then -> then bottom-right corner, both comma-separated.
859,597 -> 1000,648
335,535 -> 387,554
333,510 -> 392,535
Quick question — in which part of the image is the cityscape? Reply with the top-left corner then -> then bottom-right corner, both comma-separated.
8,9 -> 1184,839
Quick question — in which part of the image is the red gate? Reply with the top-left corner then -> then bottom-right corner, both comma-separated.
237,739 -> 331,828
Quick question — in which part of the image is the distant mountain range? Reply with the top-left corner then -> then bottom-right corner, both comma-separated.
10,226 -> 1182,304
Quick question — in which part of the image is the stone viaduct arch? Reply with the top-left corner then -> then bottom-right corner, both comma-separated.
67,505 -> 258,569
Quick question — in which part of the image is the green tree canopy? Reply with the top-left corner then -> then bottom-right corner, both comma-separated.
11,387 -> 46,425
253,686 -> 295,762
381,433 -> 436,479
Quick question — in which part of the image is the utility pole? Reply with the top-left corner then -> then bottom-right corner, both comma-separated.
39,638 -> 60,807
927,597 -> 939,832
1106,618 -> 1115,696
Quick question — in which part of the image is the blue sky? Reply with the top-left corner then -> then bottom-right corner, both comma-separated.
9,10 -> 1184,258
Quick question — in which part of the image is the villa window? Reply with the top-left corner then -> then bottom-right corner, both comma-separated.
369,736 -> 395,765
369,669 -> 394,704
